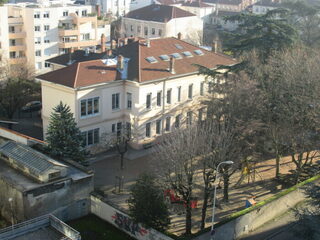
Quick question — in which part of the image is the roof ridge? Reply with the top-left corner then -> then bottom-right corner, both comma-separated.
73,62 -> 81,88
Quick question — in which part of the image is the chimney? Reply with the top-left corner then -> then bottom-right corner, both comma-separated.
95,4 -> 101,17
107,49 -> 112,57
146,39 -> 151,48
67,47 -> 74,65
212,40 -> 218,53
111,39 -> 117,50
177,32 -> 182,40
169,56 -> 175,74
117,55 -> 124,70
101,34 -> 106,53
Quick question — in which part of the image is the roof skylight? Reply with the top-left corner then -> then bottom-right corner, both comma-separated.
145,56 -> 158,63
159,55 -> 170,61
175,44 -> 183,50
194,49 -> 204,56
171,53 -> 182,59
182,51 -> 193,57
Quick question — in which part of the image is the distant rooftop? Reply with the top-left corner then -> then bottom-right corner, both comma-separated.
46,50 -> 108,66
124,4 -> 195,23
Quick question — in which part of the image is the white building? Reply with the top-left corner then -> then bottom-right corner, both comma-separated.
179,1 -> 215,24
37,37 -> 236,150
1,2 -> 109,73
0,6 -> 9,62
252,0 -> 280,14
85,0 -> 132,16
210,10 -> 239,31
122,4 -> 203,45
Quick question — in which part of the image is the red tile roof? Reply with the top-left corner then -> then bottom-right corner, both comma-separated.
124,4 -> 195,23
37,37 -> 236,88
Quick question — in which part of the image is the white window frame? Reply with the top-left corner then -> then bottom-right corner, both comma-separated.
80,97 -> 100,118
112,93 -> 120,110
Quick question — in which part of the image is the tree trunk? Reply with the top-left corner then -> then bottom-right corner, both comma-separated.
223,174 -> 229,202
275,147 -> 280,179
185,201 -> 192,235
200,186 -> 210,230
120,153 -> 124,169
294,153 -> 303,185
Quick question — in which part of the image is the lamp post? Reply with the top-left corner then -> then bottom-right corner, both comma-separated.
210,161 -> 234,240
8,198 -> 14,231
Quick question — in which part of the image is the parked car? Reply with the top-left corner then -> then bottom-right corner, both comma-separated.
21,101 -> 42,112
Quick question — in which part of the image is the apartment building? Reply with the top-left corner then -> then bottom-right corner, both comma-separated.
37,37 -> 236,150
204,0 -> 255,12
1,2 -> 109,73
122,4 -> 203,44
0,6 -> 9,62
85,0 -> 132,16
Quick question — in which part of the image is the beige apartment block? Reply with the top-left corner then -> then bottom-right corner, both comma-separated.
1,2 -> 110,73
37,37 -> 236,150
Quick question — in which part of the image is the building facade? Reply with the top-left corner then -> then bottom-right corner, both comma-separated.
121,4 -> 203,45
1,2 -> 109,73
85,0 -> 132,16
252,0 -> 280,14
37,37 -> 235,150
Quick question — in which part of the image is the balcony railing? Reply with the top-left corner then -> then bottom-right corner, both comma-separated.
8,31 -> 26,39
8,17 -> 23,25
9,44 -> 26,51
58,39 -> 98,48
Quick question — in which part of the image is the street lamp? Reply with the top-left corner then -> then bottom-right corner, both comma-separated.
8,198 -> 14,231
210,161 -> 234,240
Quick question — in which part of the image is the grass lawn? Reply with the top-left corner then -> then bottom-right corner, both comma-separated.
68,214 -> 135,240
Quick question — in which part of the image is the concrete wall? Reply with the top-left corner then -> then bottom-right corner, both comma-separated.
91,194 -> 174,240
195,184 -> 311,240
23,176 -> 94,222
0,177 -> 25,223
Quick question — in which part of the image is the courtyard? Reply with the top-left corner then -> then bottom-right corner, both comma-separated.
89,148 -> 320,236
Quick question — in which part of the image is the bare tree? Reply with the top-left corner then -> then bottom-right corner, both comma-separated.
154,125 -> 207,235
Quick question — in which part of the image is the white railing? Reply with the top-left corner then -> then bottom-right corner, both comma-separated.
0,214 -> 81,240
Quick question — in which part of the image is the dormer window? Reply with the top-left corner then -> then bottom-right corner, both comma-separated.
159,55 -> 170,61
175,44 -> 183,49
182,51 -> 193,57
170,53 -> 182,59
146,56 -> 158,63
194,49 -> 204,56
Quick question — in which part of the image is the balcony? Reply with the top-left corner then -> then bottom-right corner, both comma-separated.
69,13 -> 97,25
9,56 -> 26,64
9,44 -> 26,51
8,17 -> 23,25
58,39 -> 98,48
9,31 -> 26,39
58,28 -> 79,37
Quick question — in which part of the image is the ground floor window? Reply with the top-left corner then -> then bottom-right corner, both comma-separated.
82,128 -> 99,146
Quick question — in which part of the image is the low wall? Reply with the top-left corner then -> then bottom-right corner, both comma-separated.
90,194 -> 174,240
194,176 -> 319,240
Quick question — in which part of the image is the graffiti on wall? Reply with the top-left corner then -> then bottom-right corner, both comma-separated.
112,212 -> 148,237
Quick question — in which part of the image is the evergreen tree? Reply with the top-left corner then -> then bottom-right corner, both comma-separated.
128,173 -> 170,232
46,102 -> 86,162
224,9 -> 298,61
